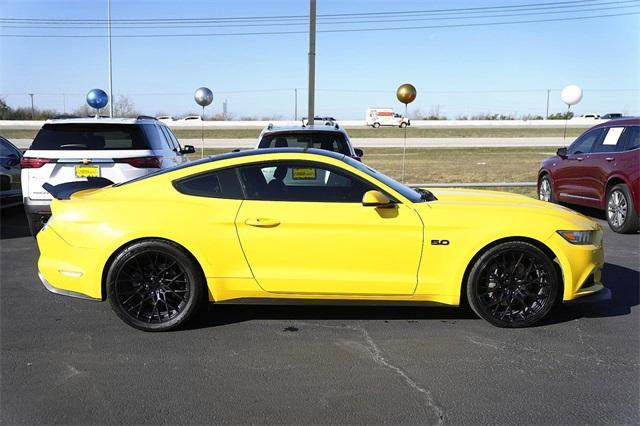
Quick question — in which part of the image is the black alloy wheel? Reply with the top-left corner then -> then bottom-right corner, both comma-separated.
107,239 -> 205,331
466,241 -> 559,328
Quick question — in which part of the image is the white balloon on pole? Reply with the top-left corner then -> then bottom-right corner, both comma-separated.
560,85 -> 583,106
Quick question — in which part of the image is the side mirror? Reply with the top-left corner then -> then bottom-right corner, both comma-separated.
556,147 -> 568,159
180,145 -> 196,155
354,148 -> 364,158
362,190 -> 394,208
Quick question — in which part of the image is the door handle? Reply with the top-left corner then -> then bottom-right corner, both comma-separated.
576,157 -> 584,161
245,218 -> 280,228
605,157 -> 615,162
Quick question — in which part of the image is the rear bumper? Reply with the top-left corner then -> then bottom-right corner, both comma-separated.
37,271 -> 100,301
37,224 -> 104,300
24,197 -> 52,215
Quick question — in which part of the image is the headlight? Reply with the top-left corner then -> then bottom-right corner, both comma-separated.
557,230 -> 594,245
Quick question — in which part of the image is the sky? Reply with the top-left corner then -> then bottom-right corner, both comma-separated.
1,0 -> 639,119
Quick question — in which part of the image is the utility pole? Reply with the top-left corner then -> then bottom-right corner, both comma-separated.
294,88 -> 298,121
107,0 -> 114,117
545,89 -> 550,119
28,93 -> 34,119
307,0 -> 316,126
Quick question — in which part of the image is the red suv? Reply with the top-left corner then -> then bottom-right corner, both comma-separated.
538,118 -> 639,233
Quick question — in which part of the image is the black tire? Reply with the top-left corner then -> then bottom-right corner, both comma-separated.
399,122 -> 407,128
606,184 -> 639,234
372,122 -> 380,128
106,239 -> 206,332
538,174 -> 555,203
466,241 -> 560,328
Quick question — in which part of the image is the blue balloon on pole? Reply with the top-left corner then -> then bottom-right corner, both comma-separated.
86,89 -> 109,109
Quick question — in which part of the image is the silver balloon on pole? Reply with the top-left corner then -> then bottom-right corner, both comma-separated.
194,87 -> 213,158
396,83 -> 417,183
560,84 -> 583,144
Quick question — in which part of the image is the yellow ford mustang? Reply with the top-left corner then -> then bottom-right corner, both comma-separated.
37,148 -> 610,331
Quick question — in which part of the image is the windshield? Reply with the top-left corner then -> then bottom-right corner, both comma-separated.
343,156 -> 434,203
31,123 -> 149,150
259,132 -> 351,156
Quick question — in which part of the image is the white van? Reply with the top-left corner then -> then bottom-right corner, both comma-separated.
366,108 -> 410,128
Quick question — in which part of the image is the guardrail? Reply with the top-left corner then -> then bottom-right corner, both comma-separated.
407,182 -> 536,188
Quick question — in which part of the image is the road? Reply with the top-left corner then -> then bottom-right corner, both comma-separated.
1,206 -> 638,425
11,137 -> 565,150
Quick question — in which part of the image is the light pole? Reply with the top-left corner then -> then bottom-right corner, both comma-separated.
107,0 -> 114,117
307,0 -> 316,126
545,89 -> 550,120
294,88 -> 298,121
28,93 -> 34,119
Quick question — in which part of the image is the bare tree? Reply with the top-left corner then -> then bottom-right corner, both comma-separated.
113,96 -> 140,117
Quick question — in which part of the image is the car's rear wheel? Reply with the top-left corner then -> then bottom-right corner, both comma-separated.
606,184 -> 639,234
372,122 -> 380,128
538,175 -> 554,203
466,241 -> 559,328
106,240 -> 205,331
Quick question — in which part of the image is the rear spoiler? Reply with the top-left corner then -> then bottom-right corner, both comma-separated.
42,177 -> 114,200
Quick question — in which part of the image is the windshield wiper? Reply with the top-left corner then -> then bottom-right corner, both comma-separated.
415,188 -> 437,202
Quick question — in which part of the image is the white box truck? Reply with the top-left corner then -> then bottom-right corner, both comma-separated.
365,108 -> 410,128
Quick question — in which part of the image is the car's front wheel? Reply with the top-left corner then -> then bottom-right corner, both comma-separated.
399,122 -> 407,128
538,174 -> 554,203
466,241 -> 560,328
606,184 -> 639,234
372,122 -> 380,128
106,239 -> 205,331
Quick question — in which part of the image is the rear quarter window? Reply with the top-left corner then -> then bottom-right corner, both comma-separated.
174,168 -> 244,199
31,123 -> 149,150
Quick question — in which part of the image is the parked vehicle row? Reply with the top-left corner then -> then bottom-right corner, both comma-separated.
0,136 -> 22,209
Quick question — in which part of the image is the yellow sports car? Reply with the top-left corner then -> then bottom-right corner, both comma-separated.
37,148 -> 610,331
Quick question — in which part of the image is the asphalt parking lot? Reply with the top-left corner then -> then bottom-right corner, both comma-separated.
1,206 -> 638,425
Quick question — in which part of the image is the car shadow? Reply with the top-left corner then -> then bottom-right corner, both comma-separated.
560,203 -> 607,221
184,262 -> 638,330
0,205 -> 31,239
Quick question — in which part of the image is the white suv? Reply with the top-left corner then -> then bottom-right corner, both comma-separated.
21,116 -> 194,235
256,123 -> 363,160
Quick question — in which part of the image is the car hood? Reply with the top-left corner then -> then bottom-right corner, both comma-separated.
422,188 -> 598,230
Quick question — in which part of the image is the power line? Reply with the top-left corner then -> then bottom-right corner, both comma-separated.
0,0 -> 620,23
2,1 -> 637,30
1,11 -> 637,38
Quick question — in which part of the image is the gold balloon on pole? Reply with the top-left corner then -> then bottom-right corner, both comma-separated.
396,83 -> 417,183
396,83 -> 417,105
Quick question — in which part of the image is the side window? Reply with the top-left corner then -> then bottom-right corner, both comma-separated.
623,127 -> 640,151
158,126 -> 178,151
142,124 -> 169,151
238,162 -> 375,202
568,128 -> 604,154
162,126 -> 183,151
174,168 -> 243,199
592,127 -> 625,153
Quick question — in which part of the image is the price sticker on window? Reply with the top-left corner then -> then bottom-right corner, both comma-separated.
292,168 -> 317,180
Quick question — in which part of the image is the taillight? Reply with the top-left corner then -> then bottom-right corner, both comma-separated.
20,158 -> 56,168
114,156 -> 161,168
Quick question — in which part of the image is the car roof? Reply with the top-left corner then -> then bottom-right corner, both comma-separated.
44,117 -> 161,125
591,117 -> 640,129
115,148 -> 347,187
259,124 -> 348,137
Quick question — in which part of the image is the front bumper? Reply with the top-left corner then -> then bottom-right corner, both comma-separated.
565,286 -> 612,304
